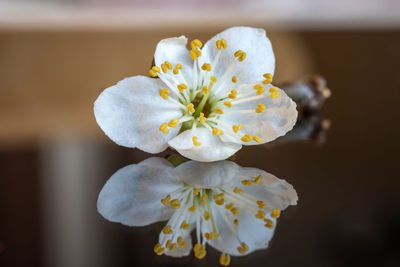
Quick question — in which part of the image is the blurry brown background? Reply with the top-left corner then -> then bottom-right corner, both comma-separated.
1,1 -> 400,267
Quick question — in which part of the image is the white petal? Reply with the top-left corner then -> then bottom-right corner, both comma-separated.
200,26 -> 275,86
170,160 -> 240,188
97,157 -> 182,226
154,36 -> 193,86
167,127 -> 242,162
221,87 -> 298,145
233,168 -> 298,211
208,204 -> 276,256
94,75 -> 183,153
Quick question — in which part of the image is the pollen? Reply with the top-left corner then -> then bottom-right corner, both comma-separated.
233,187 -> 243,194
163,225 -> 173,234
232,76 -> 237,83
187,103 -> 195,113
224,101 -> 232,108
201,63 -> 212,72
177,236 -> 186,248
177,83 -> 188,93
255,210 -> 266,219
161,195 -> 171,205
199,112 -> 206,123
219,253 -> 231,266
153,243 -> 164,255
159,89 -> 170,100
228,89 -> 237,99
264,219 -> 274,228
253,135 -> 262,143
271,208 -> 281,218
213,108 -> 224,114
201,85 -> 208,95
255,103 -> 266,113
168,119 -> 179,128
192,136 -> 201,146
257,200 -> 266,209
240,134 -> 252,142
180,220 -> 190,230
241,180 -> 252,186
159,123 -> 169,134
232,124 -> 242,133
188,204 -> 197,213
205,232 -> 219,240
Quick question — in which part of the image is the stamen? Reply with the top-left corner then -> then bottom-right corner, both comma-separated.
201,86 -> 208,95
212,128 -> 224,136
201,63 -> 212,72
161,63 -> 167,73
193,243 -> 206,259
224,101 -> 232,108
230,207 -> 239,216
234,50 -> 246,61
269,87 -> 280,98
233,187 -> 243,194
264,219 -> 274,228
159,123 -> 169,134
263,73 -> 273,84
191,39 -> 203,49
161,195 -> 171,205
255,210 -> 266,219
168,119 -> 179,128
231,76 -> 237,83
216,39 -> 227,50
225,203 -> 234,210
177,83 -> 188,93
232,124 -> 242,133
193,188 -> 201,196
240,134 -> 252,142
253,136 -> 262,143
213,108 -> 224,115
241,180 -> 253,186
205,232 -> 219,240
192,136 -> 201,146
201,194 -> 207,206
149,66 -> 160,77
177,236 -> 186,248
173,63 -> 182,75
189,204 -> 197,213
159,89 -> 170,100
165,61 -> 172,70
256,200 -> 266,209
180,220 -> 190,230
253,175 -> 262,184
228,89 -> 237,99
153,243 -> 164,255
187,103 -> 195,113
162,225 -> 173,234
199,112 -> 206,123
204,211 -> 210,221
255,103 -> 266,113
233,219 -> 239,226
271,208 -> 281,218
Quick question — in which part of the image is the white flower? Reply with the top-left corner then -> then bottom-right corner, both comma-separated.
94,26 -> 297,162
97,157 -> 298,265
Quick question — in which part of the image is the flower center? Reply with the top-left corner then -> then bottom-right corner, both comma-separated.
152,38 -> 281,146
153,174 -> 282,265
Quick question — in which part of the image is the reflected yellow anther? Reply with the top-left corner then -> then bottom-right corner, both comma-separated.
215,198 -> 225,205
225,203 -> 234,210
264,219 -> 274,228
233,219 -> 239,226
159,123 -> 169,134
255,103 -> 266,113
193,188 -> 201,196
253,136 -> 262,143
254,175 -> 262,184
205,232 -> 219,240
153,243 -> 164,255
230,207 -> 238,216
204,211 -> 210,221
199,112 -> 206,123
269,87 -> 280,98
201,85 -> 208,95
168,119 -> 179,128
271,208 -> 281,218
165,61 -> 172,70
192,136 -> 201,146
180,220 -> 190,230
212,128 -> 223,136
161,195 -> 171,205
191,39 -> 203,49
177,236 -> 186,248
241,134 -> 252,142
224,101 -> 232,108
177,83 -> 188,93
201,63 -> 212,72
159,89 -> 170,100
213,108 -> 224,114
201,194 -> 207,206
188,204 -> 197,213
187,103 -> 195,113
256,200 -> 266,209
232,76 -> 237,83
163,225 -> 173,234
241,180 -> 252,186
233,187 -> 243,194
219,253 -> 231,266
255,210 -> 266,219
228,89 -> 237,99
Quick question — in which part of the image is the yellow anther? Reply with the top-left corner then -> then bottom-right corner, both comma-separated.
231,76 -> 237,83
234,50 -> 246,61
172,203 -> 181,209
213,108 -> 224,114
255,103 -> 266,113
225,203 -> 234,210
191,39 -> 203,49
192,136 -> 201,146
205,232 -> 219,240
153,243 -> 165,255
168,119 -> 179,128
232,124 -> 242,133
230,207 -> 238,216
212,128 -> 223,136
224,101 -> 232,108
253,135 -> 262,143
254,84 -> 263,90
256,200 -> 266,209
201,63 -> 211,72
264,219 -> 274,228
170,199 -> 179,206
199,112 -> 206,123
151,66 -> 160,72
164,61 -> 172,70
201,85 -> 208,95
173,63 -> 182,74
201,194 -> 207,206
173,68 -> 179,75
193,188 -> 201,196
161,195 -> 171,205
233,219 -> 239,226
177,83 -> 188,93
238,52 -> 246,61
194,49 -> 202,57
163,225 -> 173,234
210,76 -> 217,83
213,193 -> 224,200
159,89 -> 170,100
215,198 -> 225,205
177,236 -> 186,248
190,50 -> 198,60
240,134 -> 252,142
180,220 -> 190,230
228,89 -> 237,99
269,87 -> 280,98
193,243 -> 204,253
270,92 -> 280,98
168,243 -> 176,251
271,208 -> 281,218
263,78 -> 272,84
241,179 -> 252,186
255,210 -> 266,219
149,69 -> 158,77
264,73 -> 273,79
204,211 -> 210,221
161,64 -> 168,73
187,103 -> 195,113
216,39 -> 222,50
188,204 -> 197,213
154,243 -> 162,252
159,123 -> 169,134
253,175 -> 262,184
194,248 -> 206,259
237,246 -> 246,254
256,88 -> 265,95
241,242 -> 248,251
234,50 -> 243,57
233,187 -> 243,194
221,39 -> 227,49
219,253 -> 231,266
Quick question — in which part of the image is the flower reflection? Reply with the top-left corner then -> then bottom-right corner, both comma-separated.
97,157 -> 297,265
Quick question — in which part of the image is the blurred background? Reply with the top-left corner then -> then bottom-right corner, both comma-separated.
0,0 -> 399,266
